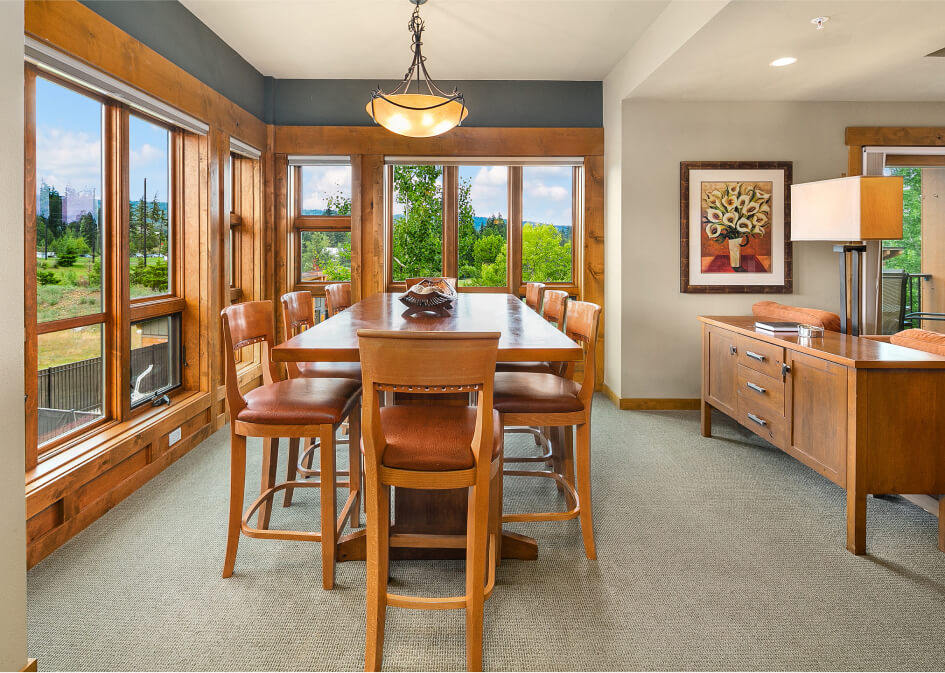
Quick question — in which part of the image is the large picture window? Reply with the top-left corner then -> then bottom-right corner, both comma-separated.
385,161 -> 582,293
291,160 -> 353,286
27,69 -> 187,460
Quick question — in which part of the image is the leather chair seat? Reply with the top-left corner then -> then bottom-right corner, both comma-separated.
495,361 -> 555,375
493,372 -> 584,414
380,406 -> 502,471
297,360 -> 362,380
237,377 -> 361,425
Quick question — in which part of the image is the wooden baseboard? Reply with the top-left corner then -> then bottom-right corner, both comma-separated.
22,658 -> 37,672
601,385 -> 700,411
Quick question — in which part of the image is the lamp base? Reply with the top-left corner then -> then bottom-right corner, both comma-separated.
833,243 -> 867,336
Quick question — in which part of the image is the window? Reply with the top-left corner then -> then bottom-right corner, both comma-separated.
130,315 -> 181,406
458,166 -> 507,288
292,161 -> 353,286
27,68 -> 188,459
522,166 -> 575,284
390,165 -> 443,282
34,76 -> 106,444
384,161 -> 581,292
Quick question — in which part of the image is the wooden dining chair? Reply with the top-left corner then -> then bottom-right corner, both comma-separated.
493,300 -> 601,560
325,282 -> 352,317
358,329 -> 503,672
220,300 -> 363,590
280,290 -> 362,513
523,281 -> 546,313
500,289 -> 570,467
404,276 -> 457,290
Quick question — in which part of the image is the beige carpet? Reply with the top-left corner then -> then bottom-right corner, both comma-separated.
27,396 -> 945,671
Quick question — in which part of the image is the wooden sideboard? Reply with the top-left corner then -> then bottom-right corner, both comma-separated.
699,316 -> 945,554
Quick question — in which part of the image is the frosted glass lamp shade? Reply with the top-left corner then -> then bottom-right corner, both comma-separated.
366,94 -> 469,138
791,176 -> 903,241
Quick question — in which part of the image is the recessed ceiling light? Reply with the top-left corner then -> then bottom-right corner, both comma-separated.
770,57 -> 797,67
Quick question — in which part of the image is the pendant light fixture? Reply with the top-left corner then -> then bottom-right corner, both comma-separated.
366,0 -> 468,138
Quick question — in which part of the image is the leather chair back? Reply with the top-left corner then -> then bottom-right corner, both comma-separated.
524,282 -> 546,313
542,290 -> 568,330
325,283 -> 352,317
357,330 -> 500,471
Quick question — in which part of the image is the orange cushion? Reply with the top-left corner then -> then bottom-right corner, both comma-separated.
889,329 -> 945,356
752,301 -> 842,332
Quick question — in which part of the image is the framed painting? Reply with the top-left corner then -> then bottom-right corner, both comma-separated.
680,161 -> 793,293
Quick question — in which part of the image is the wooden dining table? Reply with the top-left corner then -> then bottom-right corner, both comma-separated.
271,291 -> 583,562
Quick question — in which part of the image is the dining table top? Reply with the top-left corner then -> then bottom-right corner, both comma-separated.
271,291 -> 583,363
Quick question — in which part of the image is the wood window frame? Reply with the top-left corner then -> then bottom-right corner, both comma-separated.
384,162 -> 582,297
290,163 -> 353,295
25,65 -> 188,466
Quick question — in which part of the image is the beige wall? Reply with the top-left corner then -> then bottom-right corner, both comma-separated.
618,99 -> 945,398
0,0 -> 26,670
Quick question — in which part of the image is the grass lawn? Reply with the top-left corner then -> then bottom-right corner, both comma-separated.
38,325 -> 102,369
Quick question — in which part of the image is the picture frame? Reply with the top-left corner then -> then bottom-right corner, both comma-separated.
680,161 -> 793,294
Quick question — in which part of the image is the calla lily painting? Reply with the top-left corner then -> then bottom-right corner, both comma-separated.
680,161 -> 793,294
701,180 -> 773,273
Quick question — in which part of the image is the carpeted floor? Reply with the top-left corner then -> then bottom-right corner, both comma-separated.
27,396 -> 945,671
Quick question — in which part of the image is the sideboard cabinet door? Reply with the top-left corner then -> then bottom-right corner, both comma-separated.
704,325 -> 739,417
786,351 -> 848,486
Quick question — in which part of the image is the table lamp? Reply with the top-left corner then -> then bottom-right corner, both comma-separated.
791,176 -> 903,335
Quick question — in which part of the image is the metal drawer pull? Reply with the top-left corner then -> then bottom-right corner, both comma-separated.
729,344 -> 737,356
746,350 -> 766,362
747,413 -> 767,427
746,382 -> 766,394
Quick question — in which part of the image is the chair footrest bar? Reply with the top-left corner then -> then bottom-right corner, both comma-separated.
502,470 -> 580,522
241,481 -> 324,541
385,534 -> 496,610
336,490 -> 359,534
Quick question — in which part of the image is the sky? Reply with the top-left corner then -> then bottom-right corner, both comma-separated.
462,165 -> 574,226
301,165 -> 352,213
36,76 -> 170,212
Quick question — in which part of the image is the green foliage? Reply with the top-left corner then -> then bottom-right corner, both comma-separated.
324,193 -> 352,216
129,189 -> 168,265
522,223 -> 571,283
391,166 -> 444,280
883,167 -> 921,275
300,230 -> 352,281
130,259 -> 169,292
89,260 -> 102,288
36,269 -> 60,285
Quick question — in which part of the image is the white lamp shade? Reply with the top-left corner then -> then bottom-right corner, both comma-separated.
791,175 -> 903,241
366,94 -> 468,138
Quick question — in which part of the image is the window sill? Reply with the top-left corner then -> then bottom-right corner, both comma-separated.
26,389 -> 211,515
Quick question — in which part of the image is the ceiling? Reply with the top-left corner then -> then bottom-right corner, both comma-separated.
179,0 -> 669,81
631,0 -> 945,101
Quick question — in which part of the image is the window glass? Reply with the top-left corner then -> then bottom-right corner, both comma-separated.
300,231 -> 352,282
458,166 -> 508,287
129,115 -> 171,299
301,165 -> 352,215
38,324 -> 104,444
522,166 -> 574,283
35,77 -> 104,322
130,314 -> 181,406
391,165 -> 443,281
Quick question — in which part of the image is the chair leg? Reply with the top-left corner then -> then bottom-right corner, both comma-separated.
284,437 -> 300,507
348,402 -> 362,528
365,480 -> 390,672
258,437 -> 279,530
575,421 -> 596,560
465,477 -> 490,672
223,432 -> 246,578
320,425 -> 337,590
562,425 -> 576,489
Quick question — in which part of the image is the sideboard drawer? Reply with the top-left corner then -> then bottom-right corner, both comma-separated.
737,394 -> 788,448
736,335 -> 785,379
737,365 -> 784,416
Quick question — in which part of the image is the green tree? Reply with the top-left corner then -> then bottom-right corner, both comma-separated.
522,223 -> 571,283
883,167 -> 920,275
391,165 -> 443,280
78,212 -> 98,262
457,177 -> 477,273
52,234 -> 89,267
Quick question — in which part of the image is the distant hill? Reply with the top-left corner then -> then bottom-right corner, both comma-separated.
389,213 -> 571,242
